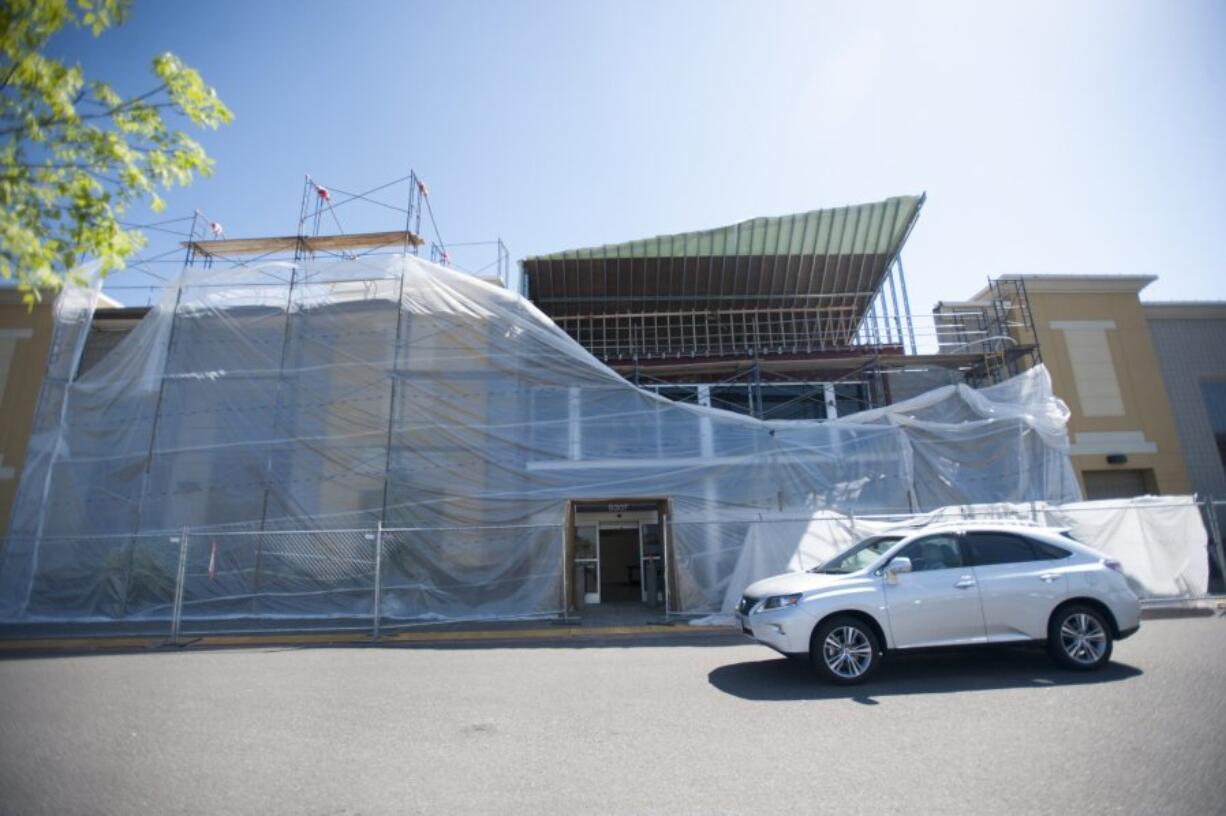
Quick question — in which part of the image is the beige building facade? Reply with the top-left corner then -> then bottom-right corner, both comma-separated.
0,289 -> 55,535
954,275 -> 1190,499
0,287 -> 123,536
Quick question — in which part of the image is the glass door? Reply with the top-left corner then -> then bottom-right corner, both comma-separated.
639,522 -> 663,608
574,524 -> 600,605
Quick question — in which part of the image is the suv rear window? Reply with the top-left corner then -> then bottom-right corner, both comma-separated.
966,532 -> 1069,566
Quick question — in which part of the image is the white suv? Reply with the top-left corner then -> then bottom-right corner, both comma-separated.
736,523 -> 1142,684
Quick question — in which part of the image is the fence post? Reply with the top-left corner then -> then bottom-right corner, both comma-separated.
170,526 -> 189,644
371,523 -> 383,640
1205,498 -> 1226,593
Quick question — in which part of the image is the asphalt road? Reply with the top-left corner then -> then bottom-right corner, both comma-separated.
1,616 -> 1224,815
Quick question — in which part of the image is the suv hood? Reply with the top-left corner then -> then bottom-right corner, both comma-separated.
743,570 -> 859,599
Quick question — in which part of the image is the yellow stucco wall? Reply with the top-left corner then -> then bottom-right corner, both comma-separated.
1022,283 -> 1189,496
0,293 -> 54,535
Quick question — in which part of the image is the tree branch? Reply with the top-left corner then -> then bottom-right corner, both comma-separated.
0,84 -> 171,137
0,55 -> 30,94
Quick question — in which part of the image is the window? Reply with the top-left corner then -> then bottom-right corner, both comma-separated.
759,385 -> 827,420
654,386 -> 697,405
574,525 -> 597,560
814,535 -> 902,574
1031,540 -> 1072,560
895,534 -> 964,572
708,386 -> 750,415
1200,380 -> 1226,480
967,532 -> 1044,566
834,383 -> 868,418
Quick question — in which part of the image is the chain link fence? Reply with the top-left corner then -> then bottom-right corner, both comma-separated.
1,522 -> 569,639
2,498 -> 1223,640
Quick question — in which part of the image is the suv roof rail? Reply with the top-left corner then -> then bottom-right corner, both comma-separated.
884,517 -> 1050,533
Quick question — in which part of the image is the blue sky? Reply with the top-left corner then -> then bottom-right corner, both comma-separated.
53,1 -> 1226,311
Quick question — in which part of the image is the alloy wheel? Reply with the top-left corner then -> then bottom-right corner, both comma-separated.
822,625 -> 873,679
1059,612 -> 1107,665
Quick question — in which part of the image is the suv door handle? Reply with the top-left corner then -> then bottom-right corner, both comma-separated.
954,577 -> 976,589
1039,573 -> 1060,583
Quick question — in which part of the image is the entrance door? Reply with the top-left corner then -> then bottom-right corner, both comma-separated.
598,524 -> 641,603
1083,469 -> 1151,500
639,522 -> 663,608
572,522 -> 644,606
574,523 -> 600,605
570,501 -> 668,610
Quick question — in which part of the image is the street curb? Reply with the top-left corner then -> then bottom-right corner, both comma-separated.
6,602 -> 1219,656
1140,598 -> 1226,619
0,623 -> 738,655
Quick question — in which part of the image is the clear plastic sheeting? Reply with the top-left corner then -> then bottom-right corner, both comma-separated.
0,254 -> 1083,625
700,496 -> 1210,622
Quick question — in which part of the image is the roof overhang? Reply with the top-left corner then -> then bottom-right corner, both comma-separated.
968,274 -> 1157,301
1143,301 -> 1226,320
521,195 -> 924,324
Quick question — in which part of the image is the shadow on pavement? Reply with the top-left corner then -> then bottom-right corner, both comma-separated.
709,647 -> 1143,703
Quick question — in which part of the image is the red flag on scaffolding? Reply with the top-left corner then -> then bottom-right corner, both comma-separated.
316,184 -> 331,203
417,179 -> 429,197
208,541 -> 217,581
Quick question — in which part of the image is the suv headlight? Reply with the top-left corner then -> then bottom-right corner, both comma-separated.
761,593 -> 802,611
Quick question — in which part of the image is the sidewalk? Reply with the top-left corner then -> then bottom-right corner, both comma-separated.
0,601 -> 735,655
1,599 -> 1220,657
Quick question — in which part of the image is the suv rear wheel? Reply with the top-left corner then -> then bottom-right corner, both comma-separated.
1048,604 -> 1114,671
811,615 -> 881,685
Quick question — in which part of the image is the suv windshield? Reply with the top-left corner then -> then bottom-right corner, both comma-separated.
810,535 -> 904,574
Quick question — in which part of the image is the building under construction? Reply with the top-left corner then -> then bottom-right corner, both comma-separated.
0,184 -> 1086,631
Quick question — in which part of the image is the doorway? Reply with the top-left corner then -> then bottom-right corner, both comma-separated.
569,500 -> 668,611
598,526 -> 640,602
1083,468 -> 1155,500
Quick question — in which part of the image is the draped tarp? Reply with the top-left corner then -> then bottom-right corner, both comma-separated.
0,254 -> 1082,624
702,496 -> 1209,621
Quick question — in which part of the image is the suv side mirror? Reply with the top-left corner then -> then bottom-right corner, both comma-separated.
884,557 -> 912,582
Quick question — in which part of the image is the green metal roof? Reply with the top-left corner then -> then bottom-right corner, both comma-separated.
523,194 -> 924,263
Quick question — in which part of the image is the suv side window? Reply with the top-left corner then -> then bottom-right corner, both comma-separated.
895,534 -> 965,572
1031,540 -> 1072,560
967,532 -> 1045,566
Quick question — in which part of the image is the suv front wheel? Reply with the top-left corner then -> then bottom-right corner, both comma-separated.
1048,604 -> 1114,671
811,615 -> 882,685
